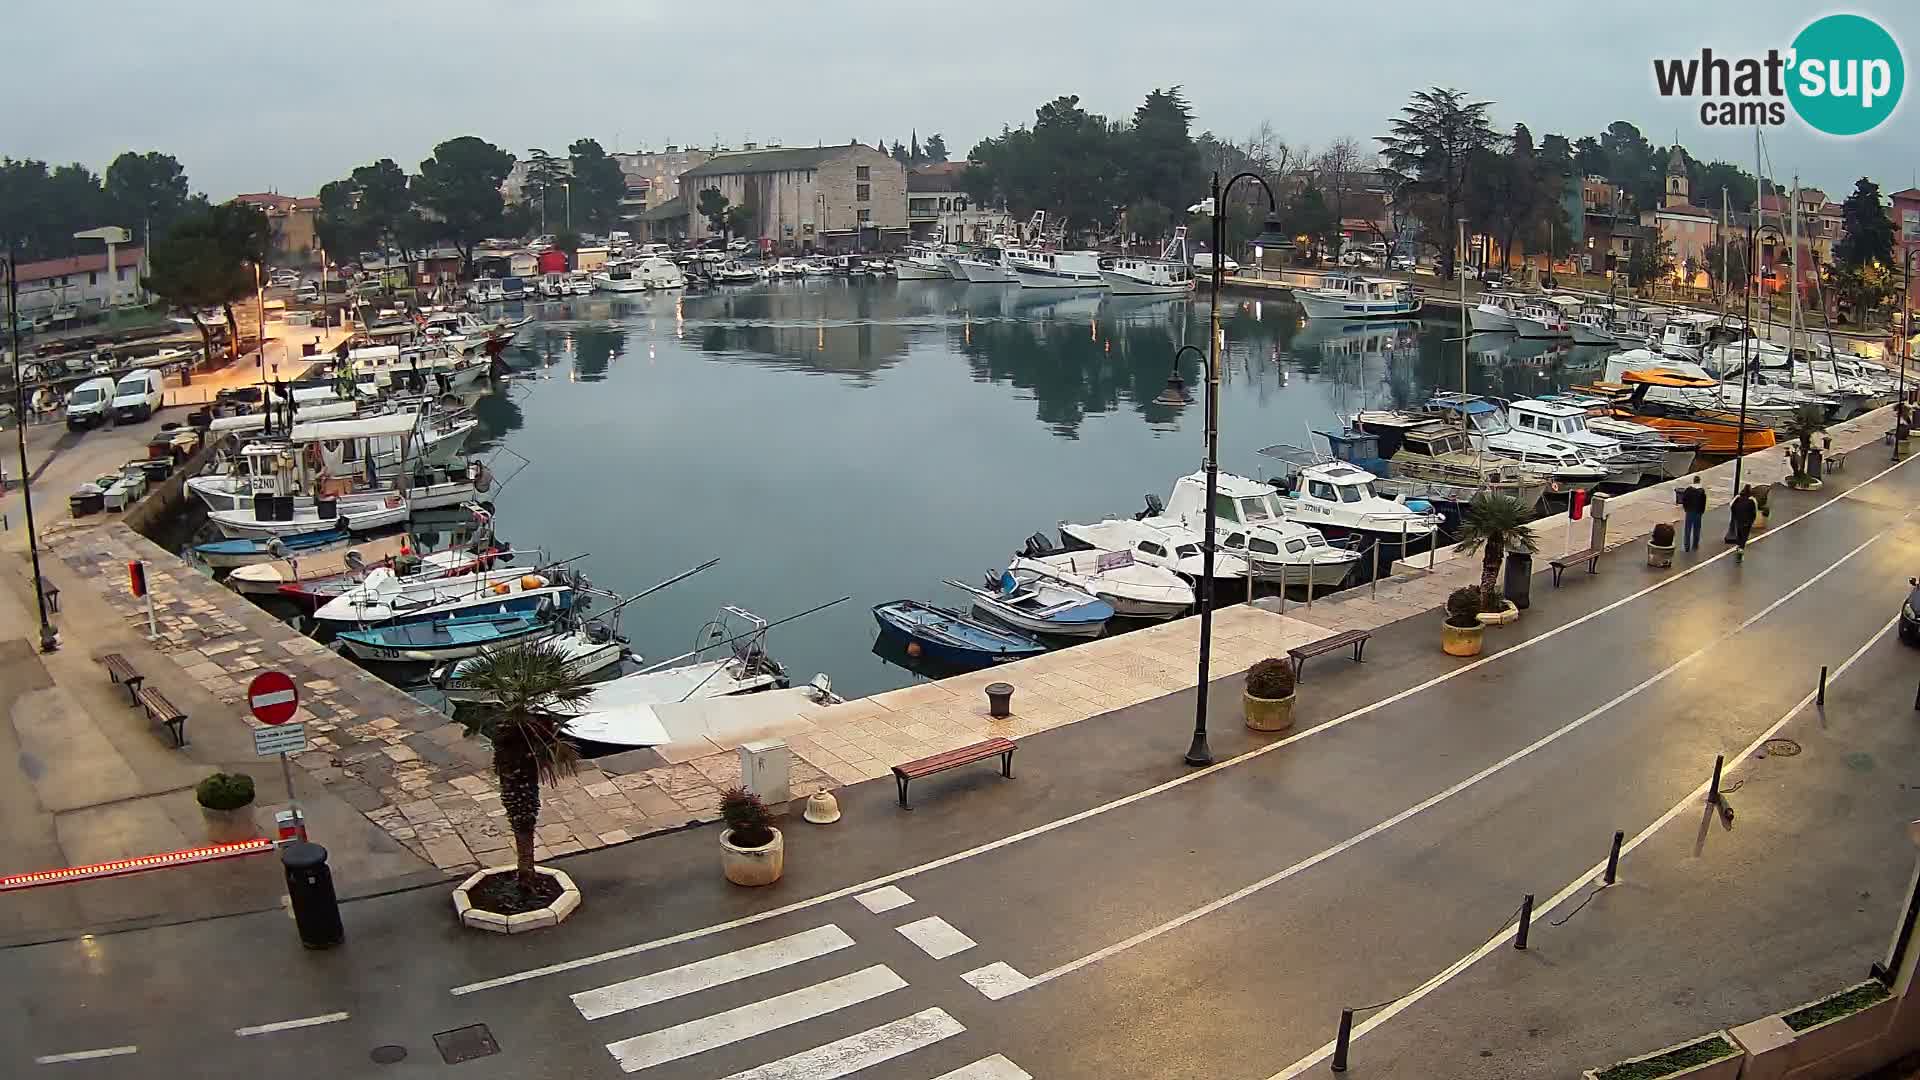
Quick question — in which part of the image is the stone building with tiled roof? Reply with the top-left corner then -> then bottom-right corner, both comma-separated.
677,142 -> 906,253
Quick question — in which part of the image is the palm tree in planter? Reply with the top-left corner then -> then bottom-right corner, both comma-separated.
1453,492 -> 1538,624
453,638 -> 597,922
1782,404 -> 1827,489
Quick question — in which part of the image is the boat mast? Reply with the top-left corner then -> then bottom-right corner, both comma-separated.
1730,128 -> 1759,499
1458,217 -> 1470,443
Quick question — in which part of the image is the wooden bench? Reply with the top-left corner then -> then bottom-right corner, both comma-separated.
1288,629 -> 1373,679
101,652 -> 144,705
1549,548 -> 1602,586
893,737 -> 1016,809
135,686 -> 188,748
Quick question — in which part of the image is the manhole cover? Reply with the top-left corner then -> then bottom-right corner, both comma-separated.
1762,738 -> 1802,757
434,1024 -> 499,1064
369,1045 -> 407,1065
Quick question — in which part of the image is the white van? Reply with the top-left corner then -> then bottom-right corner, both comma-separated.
112,369 -> 164,423
65,376 -> 119,430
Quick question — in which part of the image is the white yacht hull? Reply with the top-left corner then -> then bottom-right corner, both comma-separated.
592,277 -> 649,293
438,632 -> 625,704
1012,268 -> 1106,290
1469,304 -> 1514,332
210,499 -> 409,540
1571,324 -> 1614,345
894,261 -> 951,281
1295,291 -> 1419,320
959,259 -> 1014,284
1099,271 -> 1194,296
1512,315 -> 1564,339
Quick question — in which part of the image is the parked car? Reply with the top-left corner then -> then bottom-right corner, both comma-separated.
1192,252 -> 1240,274
1902,578 -> 1920,644
65,376 -> 119,430
1389,255 -> 1416,271
111,368 -> 164,423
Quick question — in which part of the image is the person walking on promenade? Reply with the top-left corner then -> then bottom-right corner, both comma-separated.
1730,485 -> 1758,561
1680,476 -> 1708,552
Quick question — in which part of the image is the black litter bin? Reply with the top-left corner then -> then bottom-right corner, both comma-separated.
281,842 -> 344,949
1503,551 -> 1534,610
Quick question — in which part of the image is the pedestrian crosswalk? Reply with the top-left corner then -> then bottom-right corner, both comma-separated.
570,899 -> 1034,1078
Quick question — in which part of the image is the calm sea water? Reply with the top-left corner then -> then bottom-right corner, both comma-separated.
466,280 -> 1614,699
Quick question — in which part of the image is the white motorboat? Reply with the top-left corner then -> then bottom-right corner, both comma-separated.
711,261 -> 758,285
1570,309 -> 1616,346
1008,536 -> 1193,620
1340,414 -> 1556,505
1511,301 -> 1570,339
539,272 -> 567,299
956,250 -> 1015,283
1655,313 -> 1727,360
1160,472 -> 1376,578
189,449 -> 481,515
465,279 -> 506,304
434,625 -> 629,704
1058,517 -> 1252,585
209,494 -> 411,540
1506,397 -> 1663,485
896,244 -> 957,280
1100,227 -> 1196,296
591,260 -> 651,292
1422,393 -> 1611,490
1008,249 -> 1106,290
218,533 -> 412,591
1537,394 -> 1699,479
564,681 -> 839,749
1469,293 -> 1517,332
314,563 -> 578,627
1604,351 -> 1806,426
948,571 -> 1114,637
565,272 -> 595,295
1295,275 -> 1422,320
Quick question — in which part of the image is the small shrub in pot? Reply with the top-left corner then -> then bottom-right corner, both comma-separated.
1445,587 -> 1484,628
719,786 -> 784,886
721,787 -> 776,848
1246,658 -> 1296,700
195,772 -> 255,810
1651,522 -> 1675,547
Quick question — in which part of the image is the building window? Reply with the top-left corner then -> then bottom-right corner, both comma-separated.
857,209 -> 871,224
856,184 -> 870,202
88,271 -> 98,285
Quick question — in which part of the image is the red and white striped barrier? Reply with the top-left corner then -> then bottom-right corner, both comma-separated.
0,838 -> 275,891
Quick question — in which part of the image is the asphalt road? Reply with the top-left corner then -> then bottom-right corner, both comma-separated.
7,453 -> 1919,1079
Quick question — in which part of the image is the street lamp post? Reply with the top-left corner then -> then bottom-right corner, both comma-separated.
5,252 -> 59,652
1897,250 -> 1916,462
563,182 -> 573,233
1185,171 -> 1278,768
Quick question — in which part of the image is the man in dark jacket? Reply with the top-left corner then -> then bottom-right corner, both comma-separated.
1680,476 -> 1708,552
1729,485 -> 1758,558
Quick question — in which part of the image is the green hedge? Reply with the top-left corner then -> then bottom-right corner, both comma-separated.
1594,1036 -> 1734,1080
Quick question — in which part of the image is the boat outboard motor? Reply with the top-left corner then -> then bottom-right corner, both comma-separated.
1021,532 -> 1055,558
1134,494 -> 1166,520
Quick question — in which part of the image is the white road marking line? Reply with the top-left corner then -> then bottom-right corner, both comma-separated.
854,885 -> 914,914
450,450 -> 1919,997
604,964 -> 906,1074
1009,529 -> 1887,995
933,1054 -> 1035,1080
35,1046 -> 138,1064
895,915 -> 976,960
1266,613 -> 1902,1079
573,925 -> 855,1021
234,1011 -> 350,1037
715,1007 -> 963,1080
960,962 -> 1033,1001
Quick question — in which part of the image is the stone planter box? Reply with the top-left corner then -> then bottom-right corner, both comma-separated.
1477,600 -> 1519,627
1733,980 -> 1898,1079
1243,690 -> 1295,732
1583,1032 -> 1742,1080
1648,541 -> 1675,569
453,866 -> 581,934
201,805 -> 257,845
721,827 -> 785,887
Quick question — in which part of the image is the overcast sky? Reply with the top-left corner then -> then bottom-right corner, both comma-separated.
11,1 -> 1914,201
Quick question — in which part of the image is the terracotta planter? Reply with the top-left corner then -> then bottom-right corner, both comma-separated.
721,826 -> 785,886
452,865 -> 582,934
1244,690 -> 1296,732
200,804 -> 257,845
1442,621 -> 1484,657
1647,541 -> 1674,568
1476,600 -> 1519,627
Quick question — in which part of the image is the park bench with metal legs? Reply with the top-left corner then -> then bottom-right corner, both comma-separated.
135,686 -> 188,748
893,737 -> 1016,809
101,653 -> 144,704
1549,548 -> 1602,586
1287,629 -> 1373,680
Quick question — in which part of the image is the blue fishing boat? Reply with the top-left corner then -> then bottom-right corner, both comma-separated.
334,609 -> 554,663
872,600 -> 1046,670
194,529 -> 352,570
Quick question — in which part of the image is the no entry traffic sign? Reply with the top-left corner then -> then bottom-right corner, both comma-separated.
248,671 -> 299,725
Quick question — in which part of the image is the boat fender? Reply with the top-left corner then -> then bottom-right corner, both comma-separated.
468,463 -> 492,492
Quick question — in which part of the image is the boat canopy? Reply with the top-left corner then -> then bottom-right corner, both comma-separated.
290,413 -> 419,442
1620,370 -> 1718,389
208,413 -> 269,434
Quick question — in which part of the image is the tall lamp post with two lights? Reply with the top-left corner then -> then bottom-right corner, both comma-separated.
4,252 -> 59,652
1157,171 -> 1279,767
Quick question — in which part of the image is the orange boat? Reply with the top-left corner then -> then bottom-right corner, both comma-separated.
1571,371 -> 1777,455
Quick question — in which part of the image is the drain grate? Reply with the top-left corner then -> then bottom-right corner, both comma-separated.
369,1045 -> 407,1065
434,1024 -> 499,1064
1763,738 -> 1802,757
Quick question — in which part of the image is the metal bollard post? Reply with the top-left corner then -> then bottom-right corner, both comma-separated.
1818,665 -> 1828,709
1371,540 -> 1380,598
1307,565 -> 1315,608
1515,893 -> 1534,950
1914,679 -> 1920,712
1331,1008 -> 1354,1072
1707,754 -> 1724,805
1603,829 -> 1624,885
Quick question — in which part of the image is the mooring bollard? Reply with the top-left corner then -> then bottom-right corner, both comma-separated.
1331,1008 -> 1354,1072
1515,893 -> 1534,950
1818,665 -> 1829,709
1707,754 -> 1725,806
1371,540 -> 1379,598
985,682 -> 1014,719
1603,829 -> 1625,885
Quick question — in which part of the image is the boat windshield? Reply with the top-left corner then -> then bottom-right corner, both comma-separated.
1212,494 -> 1239,522
1174,543 -> 1201,559
1337,482 -> 1365,503
1239,497 -> 1274,523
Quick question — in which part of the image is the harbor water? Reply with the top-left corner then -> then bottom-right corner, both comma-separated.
465,279 -> 1616,700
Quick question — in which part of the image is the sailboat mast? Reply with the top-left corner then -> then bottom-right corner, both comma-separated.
1730,127 -> 1760,497
1458,217 -> 1469,442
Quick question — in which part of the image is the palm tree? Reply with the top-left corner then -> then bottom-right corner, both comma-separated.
452,639 -> 598,894
1782,404 -> 1827,484
1453,492 -> 1540,609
